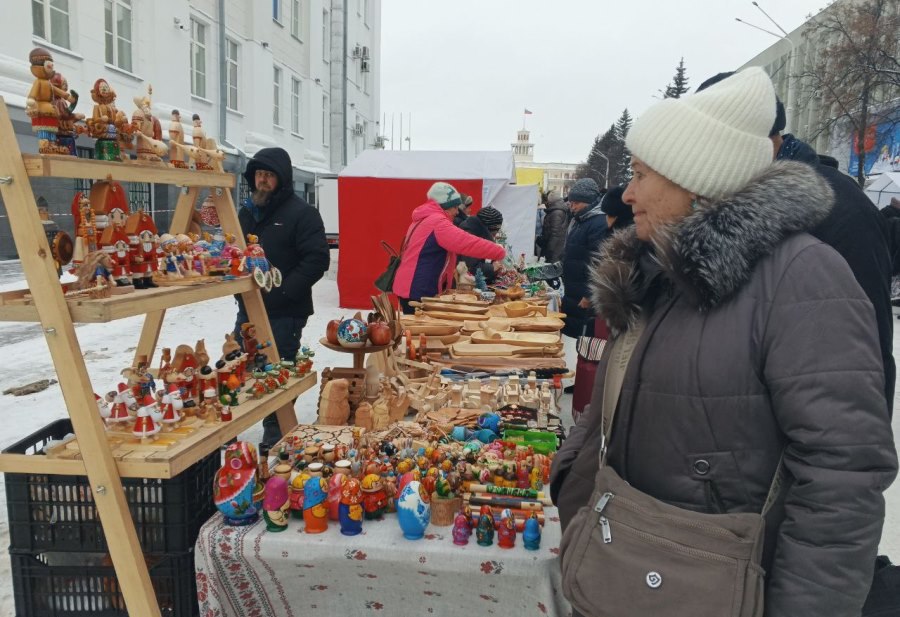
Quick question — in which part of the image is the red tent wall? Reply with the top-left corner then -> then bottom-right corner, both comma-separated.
337,177 -> 483,308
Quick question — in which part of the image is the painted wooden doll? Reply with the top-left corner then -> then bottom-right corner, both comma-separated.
24,47 -> 73,154
214,442 -> 262,526
523,512 -> 541,550
338,477 -> 364,536
475,505 -> 495,547
262,476 -> 291,532
497,508 -> 516,549
303,477 -> 329,533
360,474 -> 388,520
397,480 -> 431,540
452,509 -> 473,546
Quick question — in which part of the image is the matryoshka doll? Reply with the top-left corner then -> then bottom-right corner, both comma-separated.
327,473 -> 345,521
289,472 -> 310,518
214,442 -> 261,526
523,512 -> 541,550
397,480 -> 431,540
497,508 -> 516,549
360,474 -> 388,520
262,476 -> 290,532
475,505 -> 495,547
452,508 -> 473,546
303,477 -> 329,533
338,477 -> 364,536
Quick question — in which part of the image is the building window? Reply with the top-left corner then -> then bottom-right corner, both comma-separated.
238,175 -> 250,206
291,77 -> 301,134
322,10 -> 330,60
104,0 -> 133,72
291,0 -> 301,38
190,19 -> 207,99
272,0 -> 281,23
273,66 -> 282,126
322,95 -> 329,145
33,0 -> 71,49
74,146 -> 93,193
226,39 -> 239,110
129,182 -> 153,216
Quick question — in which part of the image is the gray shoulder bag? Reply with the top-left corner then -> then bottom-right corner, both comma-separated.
559,317 -> 785,617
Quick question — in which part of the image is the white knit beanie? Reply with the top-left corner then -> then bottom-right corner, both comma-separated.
427,182 -> 462,209
626,67 -> 776,200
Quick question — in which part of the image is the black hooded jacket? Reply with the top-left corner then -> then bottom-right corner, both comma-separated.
778,134 -> 895,413
236,147 -> 330,320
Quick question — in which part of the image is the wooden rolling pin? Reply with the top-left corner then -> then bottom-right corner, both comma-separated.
464,493 -> 545,511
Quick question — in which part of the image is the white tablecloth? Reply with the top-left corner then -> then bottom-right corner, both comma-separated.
195,508 -> 571,617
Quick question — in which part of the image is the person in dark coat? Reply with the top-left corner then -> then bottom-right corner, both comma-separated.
560,178 -> 607,338
539,190 -> 568,263
453,193 -> 473,227
598,184 -> 634,232
698,72 -> 896,415
235,147 -> 330,447
552,68 -> 896,617
459,206 -> 503,283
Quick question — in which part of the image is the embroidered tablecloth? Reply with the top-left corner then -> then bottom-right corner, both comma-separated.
195,508 -> 571,617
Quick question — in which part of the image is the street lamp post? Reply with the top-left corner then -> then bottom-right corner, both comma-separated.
735,2 -> 798,133
596,151 -> 610,189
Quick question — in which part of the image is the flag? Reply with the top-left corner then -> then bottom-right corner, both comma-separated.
524,108 -> 533,115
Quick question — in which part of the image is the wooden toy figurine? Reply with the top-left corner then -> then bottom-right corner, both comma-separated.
214,442 -> 263,526
397,480 -> 431,540
360,473 -> 388,520
497,508 -> 516,549
262,476 -> 291,532
132,395 -> 161,443
50,71 -> 82,155
87,78 -> 129,161
452,508 -> 473,546
302,477 -> 329,533
290,472 -> 311,519
475,505 -> 495,546
339,477 -> 364,536
168,109 -> 187,167
523,512 -> 541,550
130,85 -> 167,163
24,47 -> 74,154
327,472 -> 345,521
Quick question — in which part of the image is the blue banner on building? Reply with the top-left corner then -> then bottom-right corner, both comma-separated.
849,121 -> 900,176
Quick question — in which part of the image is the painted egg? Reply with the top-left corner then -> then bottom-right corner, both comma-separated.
337,318 -> 368,348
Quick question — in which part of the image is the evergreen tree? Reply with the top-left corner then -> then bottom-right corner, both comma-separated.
611,109 -> 633,185
662,58 -> 690,99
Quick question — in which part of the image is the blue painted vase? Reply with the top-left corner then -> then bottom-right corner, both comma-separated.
397,480 -> 431,540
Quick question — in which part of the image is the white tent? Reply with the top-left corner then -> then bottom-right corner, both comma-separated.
865,172 -> 900,209
490,183 -> 539,261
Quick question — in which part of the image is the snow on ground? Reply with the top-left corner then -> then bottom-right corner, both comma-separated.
0,256 -> 898,614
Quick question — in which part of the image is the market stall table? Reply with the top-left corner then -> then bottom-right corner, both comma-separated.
195,508 -> 571,616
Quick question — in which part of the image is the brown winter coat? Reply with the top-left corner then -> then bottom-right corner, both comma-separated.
551,161 -> 897,617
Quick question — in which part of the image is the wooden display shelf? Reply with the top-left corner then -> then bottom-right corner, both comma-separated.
0,276 -> 256,323
22,153 -> 235,188
318,337 -> 393,370
0,372 -> 317,479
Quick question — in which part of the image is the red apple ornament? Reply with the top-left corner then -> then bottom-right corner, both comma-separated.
326,318 -> 341,345
368,321 -> 392,346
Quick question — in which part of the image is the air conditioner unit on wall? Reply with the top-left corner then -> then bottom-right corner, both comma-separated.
361,60 -> 370,72
361,46 -> 370,59
353,123 -> 364,136
352,45 -> 362,58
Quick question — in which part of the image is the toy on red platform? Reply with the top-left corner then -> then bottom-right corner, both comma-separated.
244,235 -> 282,290
132,395 -> 161,443
124,211 -> 160,289
24,47 -> 75,155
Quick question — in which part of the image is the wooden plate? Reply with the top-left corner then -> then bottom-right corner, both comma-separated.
450,342 -> 563,358
470,331 -> 561,347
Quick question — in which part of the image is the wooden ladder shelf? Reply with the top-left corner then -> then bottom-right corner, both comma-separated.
0,97 -> 316,616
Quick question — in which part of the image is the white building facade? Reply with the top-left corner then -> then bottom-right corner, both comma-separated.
0,0 -> 381,255
512,128 -> 578,197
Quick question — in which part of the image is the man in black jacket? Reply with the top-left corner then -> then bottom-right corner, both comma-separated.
235,147 -> 330,446
459,205 -> 503,283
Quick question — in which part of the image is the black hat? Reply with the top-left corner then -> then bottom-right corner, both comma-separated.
599,186 -> 633,220
818,154 -> 839,170
567,178 -> 601,204
476,206 -> 503,230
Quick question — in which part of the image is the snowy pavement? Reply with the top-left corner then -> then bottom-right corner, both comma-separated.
0,256 -> 898,614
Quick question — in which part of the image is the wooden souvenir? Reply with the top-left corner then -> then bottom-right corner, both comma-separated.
417,308 -> 490,322
50,70 -> 83,155
354,401 -> 374,431
415,300 -> 489,315
317,378 -> 351,425
130,86 -> 167,163
502,301 -> 547,318
470,331 -> 561,347
421,294 -> 489,307
24,47 -> 74,154
86,78 -> 130,161
168,109 -> 187,167
450,342 -> 563,358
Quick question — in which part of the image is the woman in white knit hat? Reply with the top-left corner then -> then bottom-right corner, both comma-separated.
552,68 -> 896,617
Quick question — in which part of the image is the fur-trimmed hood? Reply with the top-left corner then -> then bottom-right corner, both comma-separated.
590,161 -> 835,333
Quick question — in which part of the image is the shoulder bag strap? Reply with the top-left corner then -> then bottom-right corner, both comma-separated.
599,316 -> 647,468
398,219 -> 425,257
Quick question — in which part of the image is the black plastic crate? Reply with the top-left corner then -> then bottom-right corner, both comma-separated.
4,419 -> 220,555
10,549 -> 198,616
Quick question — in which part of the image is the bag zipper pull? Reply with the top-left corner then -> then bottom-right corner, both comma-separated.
600,516 -> 612,543
594,492 -> 613,514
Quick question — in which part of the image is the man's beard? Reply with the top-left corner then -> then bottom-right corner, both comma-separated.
251,188 -> 273,207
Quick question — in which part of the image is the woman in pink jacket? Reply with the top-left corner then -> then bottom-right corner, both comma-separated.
394,182 -> 506,313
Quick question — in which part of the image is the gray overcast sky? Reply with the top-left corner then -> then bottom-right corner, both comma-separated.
380,0 -> 829,163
